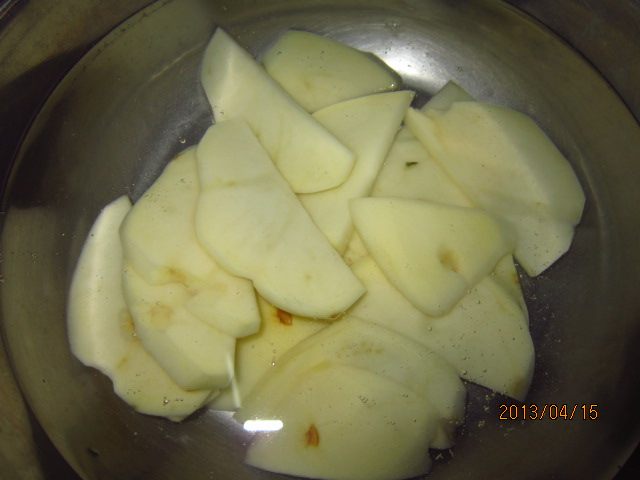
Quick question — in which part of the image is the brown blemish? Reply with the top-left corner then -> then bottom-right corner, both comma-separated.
438,248 -> 459,273
302,76 -> 314,92
149,304 -> 173,329
305,424 -> 320,447
166,267 -> 188,286
276,308 -> 293,326
115,356 -> 129,371
512,271 -> 520,285
120,310 -> 137,337
510,376 -> 528,401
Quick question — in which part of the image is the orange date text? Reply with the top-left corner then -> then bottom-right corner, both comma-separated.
499,403 -> 599,421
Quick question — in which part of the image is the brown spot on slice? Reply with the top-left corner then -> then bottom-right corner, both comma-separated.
149,304 -> 173,329
276,308 -> 293,326
305,424 -> 320,447
438,248 -> 459,273
166,267 -> 188,286
120,310 -> 137,337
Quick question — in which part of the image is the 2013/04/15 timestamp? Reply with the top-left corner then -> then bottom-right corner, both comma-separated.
499,404 -> 599,421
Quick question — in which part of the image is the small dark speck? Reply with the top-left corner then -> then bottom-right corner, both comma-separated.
405,161 -> 418,168
88,447 -> 100,457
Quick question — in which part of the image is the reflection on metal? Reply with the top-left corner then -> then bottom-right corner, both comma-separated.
243,419 -> 283,432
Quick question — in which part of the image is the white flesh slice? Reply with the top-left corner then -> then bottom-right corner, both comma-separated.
211,297 -> 327,410
262,30 -> 399,112
201,28 -> 354,193
246,364 -> 440,480
371,80 -> 472,206
349,256 -> 534,400
120,148 -> 215,285
371,127 -> 472,207
195,119 -> 365,318
122,265 -> 235,391
112,341 -> 216,421
405,102 -> 585,275
119,148 -> 260,338
299,91 -> 414,252
492,254 -> 528,318
422,80 -> 473,111
237,316 -> 465,448
67,196 -> 211,419
343,232 -> 368,266
350,197 -> 515,316
69,197 -> 132,369
344,80 -> 472,263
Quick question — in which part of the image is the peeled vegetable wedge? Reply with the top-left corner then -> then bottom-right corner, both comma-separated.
371,127 -> 471,207
211,298 -> 327,410
68,196 -> 211,419
405,102 -> 585,275
372,81 -> 472,206
120,148 -> 218,285
351,197 -> 514,316
422,80 -> 473,111
263,30 -> 399,112
300,90 -> 414,252
237,316 -> 465,448
195,119 -> 365,318
119,148 -> 260,338
122,265 -> 235,392
201,28 -> 354,193
246,364 -> 441,480
349,256 -> 534,400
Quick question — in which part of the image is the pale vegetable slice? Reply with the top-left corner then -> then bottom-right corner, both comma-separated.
492,254 -> 528,318
237,316 -> 465,448
120,148 -> 215,284
211,297 -> 327,410
246,364 -> 440,480
122,265 -> 235,391
335,81 -> 472,265
344,92 -> 471,265
299,91 -> 414,252
371,127 -> 471,206
67,196 -> 211,419
405,102 -> 585,276
349,256 -> 534,400
343,232 -> 368,266
422,80 -> 473,111
371,81 -> 472,206
498,210 -> 576,276
201,28 -> 354,193
262,30 -> 399,112
195,119 -> 365,318
120,148 -> 260,338
181,270 -> 260,339
112,339 -> 215,420
351,197 -> 515,316
69,196 -> 133,369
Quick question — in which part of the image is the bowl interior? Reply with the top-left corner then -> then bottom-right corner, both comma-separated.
2,0 -> 640,478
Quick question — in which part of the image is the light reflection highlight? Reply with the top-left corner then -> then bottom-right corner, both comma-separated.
243,419 -> 284,432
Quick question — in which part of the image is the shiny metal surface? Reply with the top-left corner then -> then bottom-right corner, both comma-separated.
1,0 -> 639,479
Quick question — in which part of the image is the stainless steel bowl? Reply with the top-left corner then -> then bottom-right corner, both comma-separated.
1,0 -> 639,478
